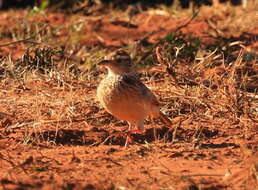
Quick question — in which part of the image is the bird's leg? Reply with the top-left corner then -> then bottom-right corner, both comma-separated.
124,121 -> 144,148
124,135 -> 130,148
133,120 -> 144,134
127,121 -> 144,136
124,124 -> 133,148
129,129 -> 143,134
151,117 -> 158,141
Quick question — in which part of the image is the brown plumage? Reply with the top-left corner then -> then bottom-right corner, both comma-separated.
97,50 -> 172,147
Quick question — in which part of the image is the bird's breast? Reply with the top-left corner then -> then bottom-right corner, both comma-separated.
97,75 -> 150,122
97,75 -> 133,106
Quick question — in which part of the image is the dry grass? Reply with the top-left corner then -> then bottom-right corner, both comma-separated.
1,25 -> 257,147
0,3 -> 257,190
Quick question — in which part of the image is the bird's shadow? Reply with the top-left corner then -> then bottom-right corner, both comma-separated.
23,125 -> 218,147
24,127 -> 175,146
103,127 -> 182,146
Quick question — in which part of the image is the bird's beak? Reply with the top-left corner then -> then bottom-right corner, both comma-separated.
98,60 -> 115,66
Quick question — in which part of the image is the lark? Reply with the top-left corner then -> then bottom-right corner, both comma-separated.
97,50 -> 171,147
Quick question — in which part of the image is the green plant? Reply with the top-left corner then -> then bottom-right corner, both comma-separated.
30,0 -> 49,15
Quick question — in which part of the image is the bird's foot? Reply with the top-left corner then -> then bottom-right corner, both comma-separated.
129,129 -> 142,134
124,129 -> 144,148
124,134 -> 132,148
113,131 -> 133,148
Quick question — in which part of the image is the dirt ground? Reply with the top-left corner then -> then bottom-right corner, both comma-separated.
0,3 -> 258,190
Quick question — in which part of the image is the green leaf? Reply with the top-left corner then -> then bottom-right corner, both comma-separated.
40,1 -> 49,10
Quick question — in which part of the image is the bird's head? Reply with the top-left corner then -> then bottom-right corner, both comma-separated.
98,50 -> 135,75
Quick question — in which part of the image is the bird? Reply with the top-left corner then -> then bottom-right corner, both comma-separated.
97,50 -> 172,147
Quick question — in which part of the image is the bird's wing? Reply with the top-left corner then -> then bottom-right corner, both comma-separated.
122,75 -> 172,127
122,75 -> 160,107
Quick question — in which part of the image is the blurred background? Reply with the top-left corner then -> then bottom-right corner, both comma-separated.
0,0 -> 250,9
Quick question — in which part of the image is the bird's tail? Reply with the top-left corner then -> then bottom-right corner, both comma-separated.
158,111 -> 172,127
